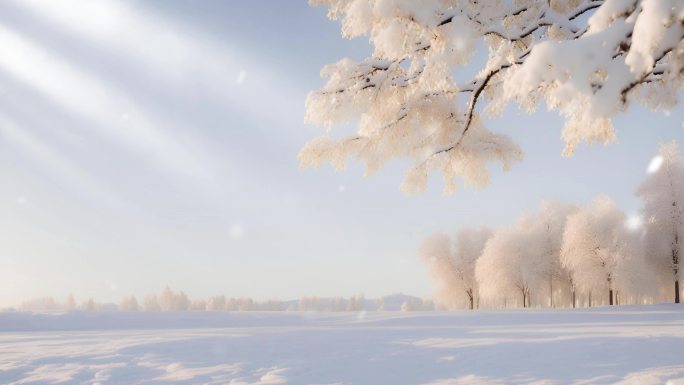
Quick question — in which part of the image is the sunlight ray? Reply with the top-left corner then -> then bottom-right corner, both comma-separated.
0,114 -> 137,213
8,0 -> 304,130
0,24 -> 210,179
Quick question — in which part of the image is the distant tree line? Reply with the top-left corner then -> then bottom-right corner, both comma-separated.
15,289 -> 434,313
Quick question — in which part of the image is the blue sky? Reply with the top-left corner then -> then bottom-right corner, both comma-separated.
0,1 -> 682,307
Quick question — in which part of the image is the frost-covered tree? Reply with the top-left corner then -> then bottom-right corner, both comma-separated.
637,140 -> 684,303
347,294 -> 366,311
518,202 -> 578,307
331,297 -> 348,311
475,204 -> 576,308
238,297 -> 255,311
226,298 -> 240,311
476,226 -> 543,308
81,298 -> 100,312
298,296 -> 322,311
64,293 -> 77,311
20,297 -> 59,312
420,234 -> 459,308
158,287 -> 175,311
561,196 -> 644,305
190,299 -> 208,311
119,296 -> 140,311
302,0 -> 684,192
420,227 -> 491,309
158,287 -> 190,311
207,295 -> 227,311
259,300 -> 286,311
143,294 -> 161,311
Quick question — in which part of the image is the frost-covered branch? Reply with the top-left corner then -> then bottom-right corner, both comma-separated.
302,0 -> 684,192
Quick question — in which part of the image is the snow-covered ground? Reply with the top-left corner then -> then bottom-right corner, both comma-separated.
1,304 -> 684,385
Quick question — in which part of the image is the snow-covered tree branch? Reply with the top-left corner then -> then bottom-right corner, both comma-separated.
302,0 -> 684,193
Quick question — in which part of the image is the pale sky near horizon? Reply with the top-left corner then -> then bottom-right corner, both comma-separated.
0,1 -> 683,307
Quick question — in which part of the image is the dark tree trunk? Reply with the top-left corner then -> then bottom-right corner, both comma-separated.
589,292 -> 592,307
572,291 -> 576,309
674,227 -> 679,304
609,289 -> 614,306
468,296 -> 474,310
676,280 -> 680,304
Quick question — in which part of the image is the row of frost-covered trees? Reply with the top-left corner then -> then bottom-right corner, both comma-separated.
421,142 -> 684,309
119,290 -> 371,312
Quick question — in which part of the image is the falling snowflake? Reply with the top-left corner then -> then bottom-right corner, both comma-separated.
625,215 -> 642,231
230,224 -> 244,239
647,155 -> 663,174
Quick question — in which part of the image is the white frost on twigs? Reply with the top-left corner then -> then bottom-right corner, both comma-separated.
302,0 -> 684,193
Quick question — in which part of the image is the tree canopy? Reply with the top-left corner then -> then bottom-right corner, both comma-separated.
301,0 -> 684,193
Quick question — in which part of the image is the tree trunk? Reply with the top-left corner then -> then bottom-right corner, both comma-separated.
468,295 -> 474,310
676,279 -> 680,304
589,292 -> 592,307
674,230 -> 679,303
522,290 -> 527,308
609,289 -> 614,306
549,277 -> 554,308
572,290 -> 576,309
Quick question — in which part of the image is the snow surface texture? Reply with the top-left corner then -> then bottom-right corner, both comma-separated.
1,305 -> 684,384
